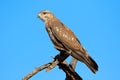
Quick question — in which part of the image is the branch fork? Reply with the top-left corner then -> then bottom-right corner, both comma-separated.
22,52 -> 82,80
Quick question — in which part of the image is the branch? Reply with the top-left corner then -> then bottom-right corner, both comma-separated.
22,52 -> 82,80
69,57 -> 78,69
46,51 -> 69,72
63,58 -> 82,80
22,63 -> 51,80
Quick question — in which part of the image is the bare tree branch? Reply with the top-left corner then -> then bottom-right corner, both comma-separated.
69,58 -> 78,69
22,52 -> 82,80
46,51 -> 69,72
22,63 -> 51,80
64,58 -> 82,80
58,61 -> 82,80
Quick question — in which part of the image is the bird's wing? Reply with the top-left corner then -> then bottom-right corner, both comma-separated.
51,20 -> 85,53
49,20 -> 98,73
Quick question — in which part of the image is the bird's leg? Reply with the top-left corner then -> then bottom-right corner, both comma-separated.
54,45 -> 65,51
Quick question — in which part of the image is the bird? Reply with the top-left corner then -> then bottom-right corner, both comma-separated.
38,10 -> 98,73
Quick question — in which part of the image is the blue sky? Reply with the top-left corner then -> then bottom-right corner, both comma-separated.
0,0 -> 120,80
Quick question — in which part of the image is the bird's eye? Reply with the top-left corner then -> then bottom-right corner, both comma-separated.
43,12 -> 47,15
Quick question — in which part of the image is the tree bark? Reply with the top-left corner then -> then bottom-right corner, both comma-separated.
22,52 -> 82,80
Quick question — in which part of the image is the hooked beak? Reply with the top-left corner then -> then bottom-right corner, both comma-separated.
37,12 -> 41,18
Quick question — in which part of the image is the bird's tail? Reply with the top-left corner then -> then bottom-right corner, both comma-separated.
71,51 -> 98,73
85,55 -> 98,73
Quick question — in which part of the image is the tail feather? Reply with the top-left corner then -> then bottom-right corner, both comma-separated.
71,51 -> 98,73
86,56 -> 98,73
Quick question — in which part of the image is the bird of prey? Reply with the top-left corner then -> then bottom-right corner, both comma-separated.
38,10 -> 98,73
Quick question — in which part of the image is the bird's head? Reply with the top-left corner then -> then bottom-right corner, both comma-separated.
38,10 -> 54,23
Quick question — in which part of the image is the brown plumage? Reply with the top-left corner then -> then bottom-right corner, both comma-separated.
38,10 -> 98,73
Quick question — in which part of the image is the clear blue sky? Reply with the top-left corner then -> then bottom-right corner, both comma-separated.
0,0 -> 120,80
